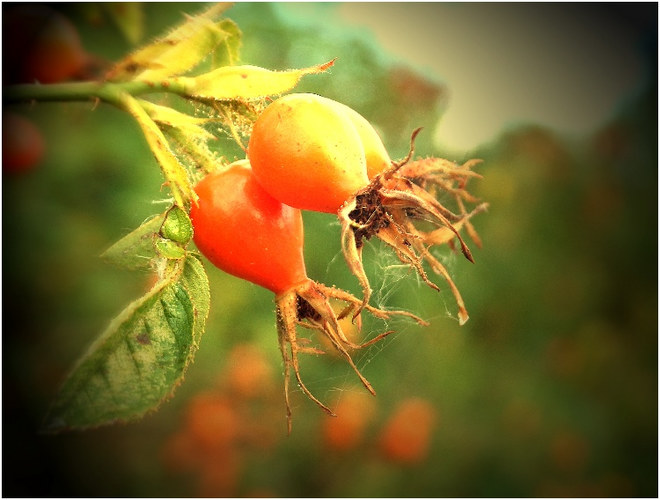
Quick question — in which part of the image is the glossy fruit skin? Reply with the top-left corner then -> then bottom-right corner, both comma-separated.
3,5 -> 86,84
248,93 -> 370,214
2,112 -> 45,173
332,101 -> 392,179
189,160 -> 308,295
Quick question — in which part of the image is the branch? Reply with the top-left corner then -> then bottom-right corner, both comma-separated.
3,78 -> 192,107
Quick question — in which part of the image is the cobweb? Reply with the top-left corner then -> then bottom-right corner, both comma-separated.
295,236 -> 464,406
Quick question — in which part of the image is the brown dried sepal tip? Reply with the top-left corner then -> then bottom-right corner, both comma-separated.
275,279 -> 427,434
339,129 -> 489,325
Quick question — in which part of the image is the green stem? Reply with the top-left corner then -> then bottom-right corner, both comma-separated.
3,78 -> 193,107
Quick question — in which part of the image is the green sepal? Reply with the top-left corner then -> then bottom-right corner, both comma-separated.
101,213 -> 165,270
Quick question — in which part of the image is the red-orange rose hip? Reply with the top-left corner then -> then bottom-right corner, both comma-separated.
248,93 -> 371,214
190,160 -> 307,295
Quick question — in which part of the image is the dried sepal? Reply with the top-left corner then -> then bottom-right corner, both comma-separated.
338,175 -> 473,318
386,203 -> 487,326
274,279 -> 427,433
399,156 -> 487,248
398,157 -> 483,190
276,288 -> 334,434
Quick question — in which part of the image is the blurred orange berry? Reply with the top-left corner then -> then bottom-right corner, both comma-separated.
3,112 -> 45,173
185,392 -> 240,451
378,397 -> 437,464
322,389 -> 377,452
3,5 -> 87,84
223,343 -> 275,399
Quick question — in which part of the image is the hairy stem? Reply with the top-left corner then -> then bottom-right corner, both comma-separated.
4,78 -> 193,107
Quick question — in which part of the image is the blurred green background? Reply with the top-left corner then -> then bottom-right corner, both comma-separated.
3,2 -> 657,497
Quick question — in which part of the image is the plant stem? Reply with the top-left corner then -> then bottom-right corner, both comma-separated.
3,78 -> 192,107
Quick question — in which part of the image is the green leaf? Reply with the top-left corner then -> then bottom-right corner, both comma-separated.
43,256 -> 210,432
107,4 -> 237,81
101,213 -> 165,270
180,255 -> 211,350
102,205 -> 192,270
137,100 -> 221,178
211,19 -> 242,68
104,3 -> 145,45
120,93 -> 196,207
185,59 -> 336,101
139,100 -> 215,142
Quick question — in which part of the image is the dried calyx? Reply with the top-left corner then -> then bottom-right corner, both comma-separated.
339,129 -> 488,324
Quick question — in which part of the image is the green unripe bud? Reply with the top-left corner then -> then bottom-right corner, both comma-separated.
160,205 -> 193,245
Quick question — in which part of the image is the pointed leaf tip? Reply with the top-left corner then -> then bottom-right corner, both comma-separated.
187,59 -> 337,101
